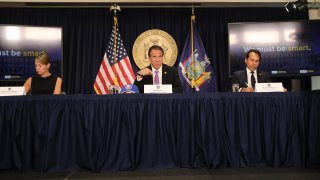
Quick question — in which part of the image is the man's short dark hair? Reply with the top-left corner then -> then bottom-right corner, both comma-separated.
148,45 -> 164,57
245,49 -> 261,60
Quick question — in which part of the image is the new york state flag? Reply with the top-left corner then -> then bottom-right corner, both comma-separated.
178,17 -> 217,92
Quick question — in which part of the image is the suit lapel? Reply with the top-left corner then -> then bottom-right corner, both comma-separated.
243,70 -> 248,84
162,64 -> 170,84
257,71 -> 262,82
145,65 -> 153,84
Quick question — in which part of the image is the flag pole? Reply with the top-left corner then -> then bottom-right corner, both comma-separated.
110,4 -> 121,87
191,6 -> 196,88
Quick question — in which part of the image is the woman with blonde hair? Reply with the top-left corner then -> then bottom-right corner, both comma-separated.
24,52 -> 62,95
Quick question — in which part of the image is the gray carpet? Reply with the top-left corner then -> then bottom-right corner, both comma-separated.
1,167 -> 320,180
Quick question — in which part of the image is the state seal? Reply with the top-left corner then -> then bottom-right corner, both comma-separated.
132,29 -> 178,69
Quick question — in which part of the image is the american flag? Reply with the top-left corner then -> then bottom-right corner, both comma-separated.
94,24 -> 135,94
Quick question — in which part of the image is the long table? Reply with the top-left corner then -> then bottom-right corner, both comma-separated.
0,91 -> 319,172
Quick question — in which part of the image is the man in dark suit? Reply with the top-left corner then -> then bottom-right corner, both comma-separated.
134,45 -> 182,93
232,49 -> 270,92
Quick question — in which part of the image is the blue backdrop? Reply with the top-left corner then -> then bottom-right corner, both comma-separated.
0,7 -> 308,93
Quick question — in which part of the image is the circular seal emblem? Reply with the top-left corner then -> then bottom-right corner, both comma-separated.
132,29 -> 178,69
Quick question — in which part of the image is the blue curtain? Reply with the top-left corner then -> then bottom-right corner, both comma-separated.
0,94 -> 226,172
0,7 -> 308,93
1,92 -> 319,172
223,93 -> 305,167
305,90 -> 320,167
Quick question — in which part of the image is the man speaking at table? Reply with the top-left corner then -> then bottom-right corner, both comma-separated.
134,45 -> 182,93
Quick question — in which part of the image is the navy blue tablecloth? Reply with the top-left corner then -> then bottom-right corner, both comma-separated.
0,92 -> 319,172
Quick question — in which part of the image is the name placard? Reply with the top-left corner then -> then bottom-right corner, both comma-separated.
255,83 -> 284,92
144,84 -> 172,94
0,86 -> 25,96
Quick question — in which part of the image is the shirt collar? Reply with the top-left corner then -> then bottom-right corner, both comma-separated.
152,65 -> 162,73
246,68 -> 256,74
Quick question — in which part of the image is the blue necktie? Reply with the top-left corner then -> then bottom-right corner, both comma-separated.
154,70 -> 159,85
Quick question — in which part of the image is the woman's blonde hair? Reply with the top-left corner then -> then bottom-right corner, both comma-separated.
35,52 -> 51,65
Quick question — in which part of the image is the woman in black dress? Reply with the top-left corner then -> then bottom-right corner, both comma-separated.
24,52 -> 62,95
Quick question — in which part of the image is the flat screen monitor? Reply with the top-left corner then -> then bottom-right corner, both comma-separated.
0,25 -> 62,81
228,20 -> 320,77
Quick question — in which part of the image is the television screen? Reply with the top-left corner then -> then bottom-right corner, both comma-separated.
0,25 -> 62,81
228,20 -> 320,76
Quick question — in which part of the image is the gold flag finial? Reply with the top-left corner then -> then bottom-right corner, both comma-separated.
191,5 -> 196,23
110,4 -> 121,16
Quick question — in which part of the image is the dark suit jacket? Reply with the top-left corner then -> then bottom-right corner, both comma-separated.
231,69 -> 270,88
134,64 -> 182,93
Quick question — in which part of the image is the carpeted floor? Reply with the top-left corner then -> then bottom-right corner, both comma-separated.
1,167 -> 320,180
